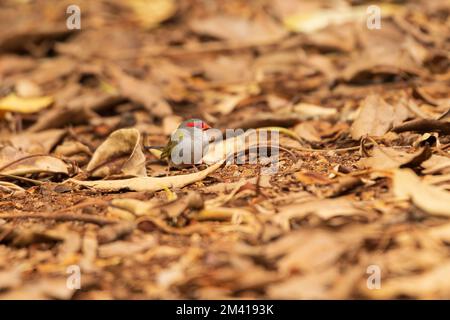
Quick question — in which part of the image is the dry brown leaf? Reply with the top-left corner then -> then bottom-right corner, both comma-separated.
7,129 -> 66,154
393,168 -> 450,217
110,192 -> 203,219
189,14 -> 286,44
284,4 -> 404,34
292,102 -> 337,119
99,236 -> 156,258
86,128 -> 146,178
54,140 -> 92,157
0,268 -> 22,290
0,146 -> 68,176
422,155 -> 450,174
80,232 -> 98,273
359,145 -> 431,170
294,122 -> 322,142
274,198 -> 370,230
267,269 -> 339,299
275,231 -> 348,273
351,95 -> 408,140
294,120 -> 347,143
363,261 -> 450,299
108,66 -> 172,118
0,225 -> 64,247
0,278 -> 75,300
295,171 -> 332,185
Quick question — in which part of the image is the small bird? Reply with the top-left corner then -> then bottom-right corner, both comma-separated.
145,118 -> 213,168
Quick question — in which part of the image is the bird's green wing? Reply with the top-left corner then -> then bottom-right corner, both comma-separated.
160,139 -> 179,161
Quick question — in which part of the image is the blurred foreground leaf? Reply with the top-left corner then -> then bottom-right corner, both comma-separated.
0,94 -> 53,115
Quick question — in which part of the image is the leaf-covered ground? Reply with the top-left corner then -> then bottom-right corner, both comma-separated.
0,0 -> 449,299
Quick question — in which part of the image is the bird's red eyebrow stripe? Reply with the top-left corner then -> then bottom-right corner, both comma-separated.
186,121 -> 210,129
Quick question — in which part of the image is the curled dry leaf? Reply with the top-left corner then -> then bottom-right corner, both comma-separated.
71,160 -> 224,192
86,128 -> 146,178
0,146 -> 68,176
393,169 -> 450,217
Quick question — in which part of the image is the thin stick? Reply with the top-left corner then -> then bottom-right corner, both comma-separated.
287,144 -> 365,153
0,174 -> 43,185
0,212 -> 117,226
52,199 -> 109,215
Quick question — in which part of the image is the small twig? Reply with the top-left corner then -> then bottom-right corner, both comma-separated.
52,199 -> 109,214
0,174 -> 43,185
0,212 -> 117,226
286,144 -> 367,153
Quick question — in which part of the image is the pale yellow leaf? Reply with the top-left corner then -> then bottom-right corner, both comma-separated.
128,0 -> 176,29
284,4 -> 404,34
0,94 -> 53,114
70,160 -> 223,192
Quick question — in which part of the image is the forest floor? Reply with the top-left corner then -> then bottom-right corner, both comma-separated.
0,0 -> 449,299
